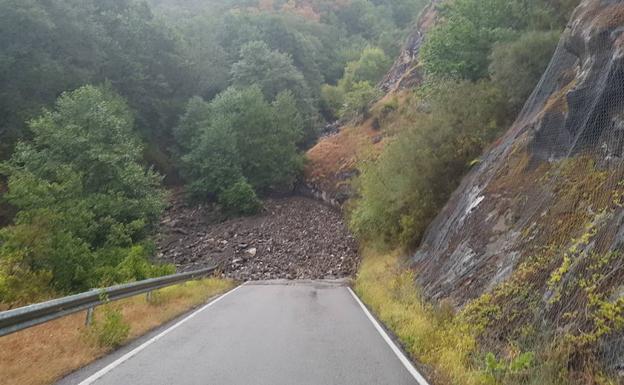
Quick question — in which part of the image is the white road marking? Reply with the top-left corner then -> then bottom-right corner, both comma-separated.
347,287 -> 431,385
77,285 -> 244,385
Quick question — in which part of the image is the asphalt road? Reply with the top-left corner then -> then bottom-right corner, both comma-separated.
58,280 -> 425,385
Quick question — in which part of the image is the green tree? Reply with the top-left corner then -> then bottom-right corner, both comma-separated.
490,30 -> 560,114
231,41 -> 310,102
211,87 -> 304,193
344,47 -> 392,86
320,47 -> 388,120
218,179 -> 263,216
340,81 -> 381,121
0,85 -> 168,297
174,96 -> 242,200
231,40 -> 319,145
420,0 -> 564,80
176,86 -> 304,204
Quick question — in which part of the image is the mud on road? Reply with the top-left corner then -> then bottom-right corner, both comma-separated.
154,194 -> 359,281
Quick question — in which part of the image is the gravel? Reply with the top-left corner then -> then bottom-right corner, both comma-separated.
154,194 -> 359,281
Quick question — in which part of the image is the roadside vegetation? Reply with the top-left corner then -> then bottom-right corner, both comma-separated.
355,251 -> 615,385
0,277 -> 234,385
350,0 -> 623,384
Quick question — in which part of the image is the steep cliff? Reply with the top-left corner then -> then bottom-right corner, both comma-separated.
411,0 -> 624,372
379,0 -> 439,93
413,0 -> 624,300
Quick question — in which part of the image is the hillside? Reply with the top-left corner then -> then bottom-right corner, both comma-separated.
304,0 -> 440,205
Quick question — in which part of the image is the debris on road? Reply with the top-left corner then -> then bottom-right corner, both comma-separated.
155,194 -> 359,281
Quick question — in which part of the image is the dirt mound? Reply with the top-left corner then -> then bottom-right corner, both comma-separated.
155,194 -> 359,281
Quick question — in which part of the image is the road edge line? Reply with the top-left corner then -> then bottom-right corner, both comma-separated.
77,284 -> 244,385
347,287 -> 431,385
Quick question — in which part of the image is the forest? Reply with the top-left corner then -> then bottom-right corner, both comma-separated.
0,0 -> 427,306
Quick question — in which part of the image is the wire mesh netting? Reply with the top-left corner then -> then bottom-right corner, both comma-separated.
411,0 -> 624,382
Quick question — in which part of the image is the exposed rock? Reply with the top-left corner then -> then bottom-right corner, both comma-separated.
379,0 -> 440,93
412,0 -> 624,306
303,3 -> 440,206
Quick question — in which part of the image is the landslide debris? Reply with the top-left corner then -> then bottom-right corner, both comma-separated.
155,193 -> 359,281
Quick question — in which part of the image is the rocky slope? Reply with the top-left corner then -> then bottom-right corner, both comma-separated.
413,0 -> 624,303
410,0 -> 624,372
379,0 -> 440,93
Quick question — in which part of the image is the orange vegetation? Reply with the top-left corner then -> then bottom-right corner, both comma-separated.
305,117 -> 383,193
305,91 -> 412,196
0,278 -> 235,385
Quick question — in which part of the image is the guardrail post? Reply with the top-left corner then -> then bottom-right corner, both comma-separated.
85,307 -> 94,326
146,291 -> 153,303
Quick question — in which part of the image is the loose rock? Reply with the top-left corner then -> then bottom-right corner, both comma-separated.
155,194 -> 359,281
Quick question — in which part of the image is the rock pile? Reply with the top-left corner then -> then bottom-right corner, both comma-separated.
155,195 -> 359,281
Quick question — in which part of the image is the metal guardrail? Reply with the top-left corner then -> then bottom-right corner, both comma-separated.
0,266 -> 218,337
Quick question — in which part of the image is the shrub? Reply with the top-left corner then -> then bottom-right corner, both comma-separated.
320,84 -> 345,120
349,80 -> 509,249
421,0 -> 565,81
175,86 -> 304,202
489,30 -> 560,114
340,81 -> 381,120
218,179 -> 263,216
87,304 -> 130,349
320,47 -> 390,120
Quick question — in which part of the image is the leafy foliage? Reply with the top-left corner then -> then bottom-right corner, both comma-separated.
0,86 -> 170,301
0,0 -> 188,163
231,40 -> 318,144
218,179 -> 263,216
86,302 -> 131,348
350,81 -> 509,249
421,0 -> 567,80
175,87 -> 304,206
321,48 -> 389,120
490,30 -> 560,114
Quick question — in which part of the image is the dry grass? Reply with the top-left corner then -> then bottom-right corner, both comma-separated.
305,118 -> 381,191
0,277 -> 235,385
354,250 -> 487,385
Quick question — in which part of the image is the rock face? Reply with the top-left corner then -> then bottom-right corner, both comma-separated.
304,3 -> 439,205
412,0 -> 624,306
379,0 -> 440,93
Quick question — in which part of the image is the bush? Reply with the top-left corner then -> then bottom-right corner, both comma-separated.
218,179 -> 263,216
349,80 -> 509,249
175,86 -> 304,203
0,258 -> 53,308
320,47 -> 390,120
320,84 -> 345,120
87,304 -> 130,349
490,30 -> 560,114
421,0 -> 565,81
340,81 -> 381,120
96,245 -> 175,287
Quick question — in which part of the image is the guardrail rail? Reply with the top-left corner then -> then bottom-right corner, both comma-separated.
0,266 -> 218,337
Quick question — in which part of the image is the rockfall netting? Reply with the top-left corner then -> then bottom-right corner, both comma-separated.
411,0 -> 624,381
